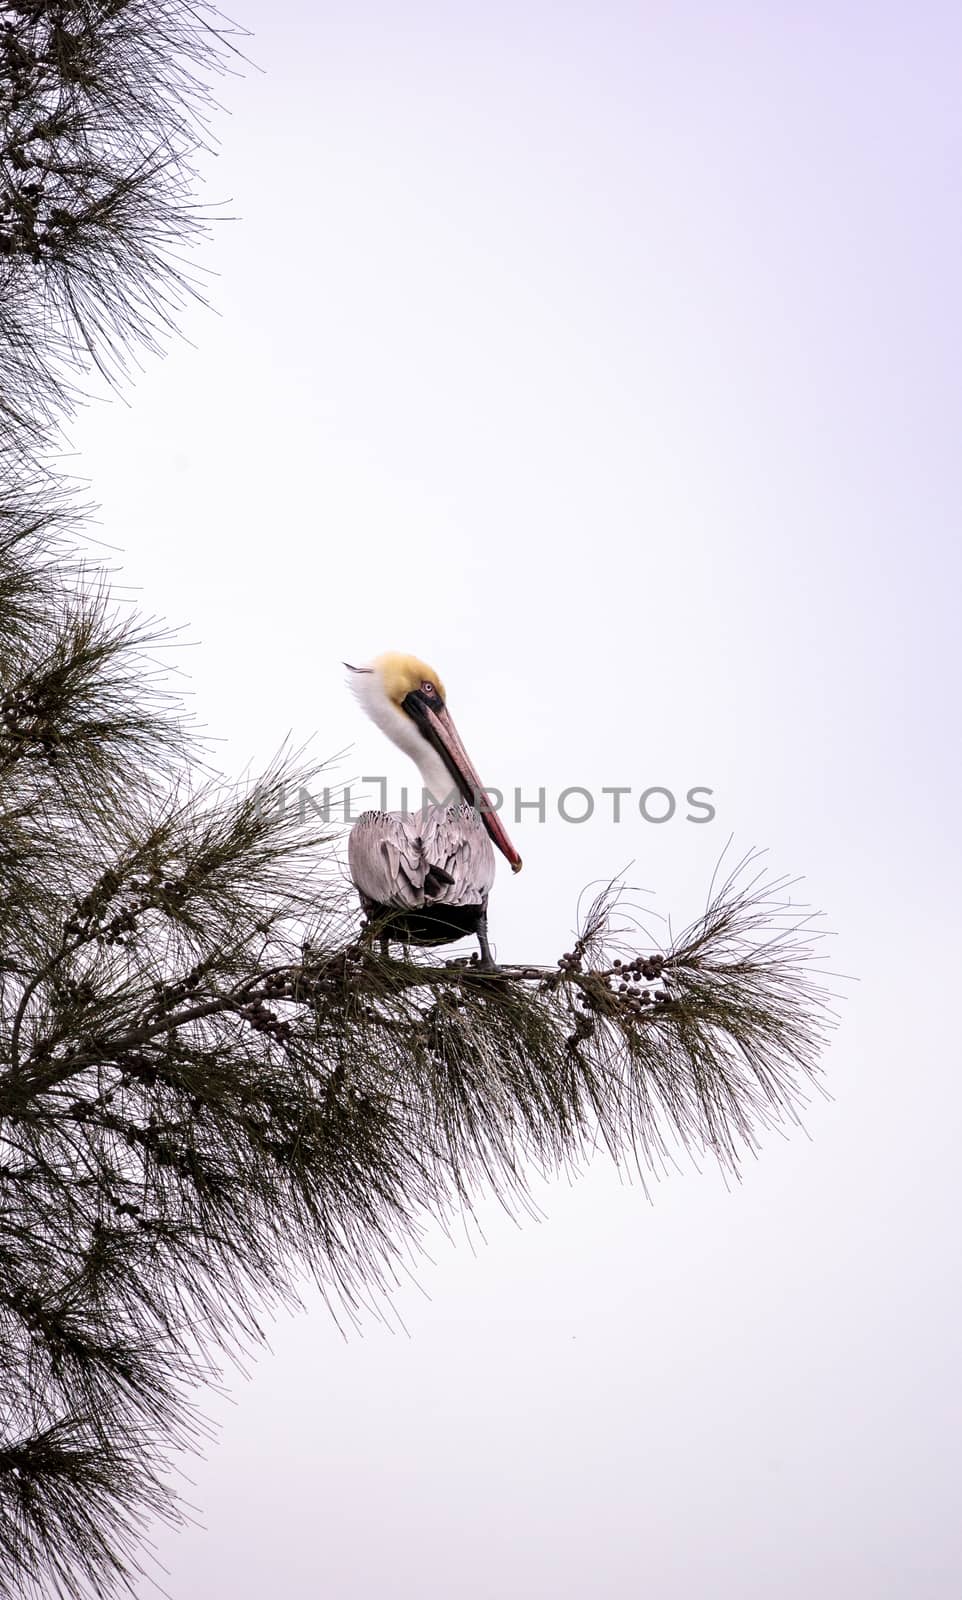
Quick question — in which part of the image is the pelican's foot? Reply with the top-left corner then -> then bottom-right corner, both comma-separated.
475,912 -> 498,971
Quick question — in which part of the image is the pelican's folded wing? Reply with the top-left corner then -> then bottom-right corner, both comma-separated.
419,804 -> 496,907
348,804 -> 495,910
348,811 -> 426,909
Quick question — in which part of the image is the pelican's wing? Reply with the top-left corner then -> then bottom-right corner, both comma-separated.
348,811 -> 426,910
348,804 -> 495,910
418,804 -> 496,907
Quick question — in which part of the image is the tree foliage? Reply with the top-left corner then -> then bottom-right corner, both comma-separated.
1,0 -> 240,455
0,6 -> 837,1597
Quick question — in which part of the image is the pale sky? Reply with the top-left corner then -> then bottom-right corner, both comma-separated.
71,3 -> 961,1596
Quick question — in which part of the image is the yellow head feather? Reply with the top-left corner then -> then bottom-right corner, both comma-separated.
374,652 -> 447,708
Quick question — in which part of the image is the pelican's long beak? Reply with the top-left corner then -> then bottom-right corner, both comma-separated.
418,703 -> 523,873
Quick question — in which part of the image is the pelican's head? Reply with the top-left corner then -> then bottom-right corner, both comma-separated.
345,651 -> 522,873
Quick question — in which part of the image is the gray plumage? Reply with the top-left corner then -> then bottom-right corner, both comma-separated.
348,802 -> 495,914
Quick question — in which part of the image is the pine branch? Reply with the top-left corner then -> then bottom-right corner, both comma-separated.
0,681 -> 838,1600
0,0 -> 248,459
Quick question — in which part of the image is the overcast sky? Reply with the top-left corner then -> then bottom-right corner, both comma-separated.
72,3 -> 962,1596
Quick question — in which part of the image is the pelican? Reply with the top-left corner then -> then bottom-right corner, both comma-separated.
345,652 -> 522,966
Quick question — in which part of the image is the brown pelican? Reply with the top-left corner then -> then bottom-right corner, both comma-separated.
345,652 -> 522,966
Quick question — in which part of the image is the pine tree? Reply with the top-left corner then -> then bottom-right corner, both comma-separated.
0,6 -> 835,1596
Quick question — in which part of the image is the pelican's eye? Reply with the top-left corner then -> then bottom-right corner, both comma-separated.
421,680 -> 435,695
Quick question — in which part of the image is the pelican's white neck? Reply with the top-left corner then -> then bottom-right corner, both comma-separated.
349,670 -> 455,803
